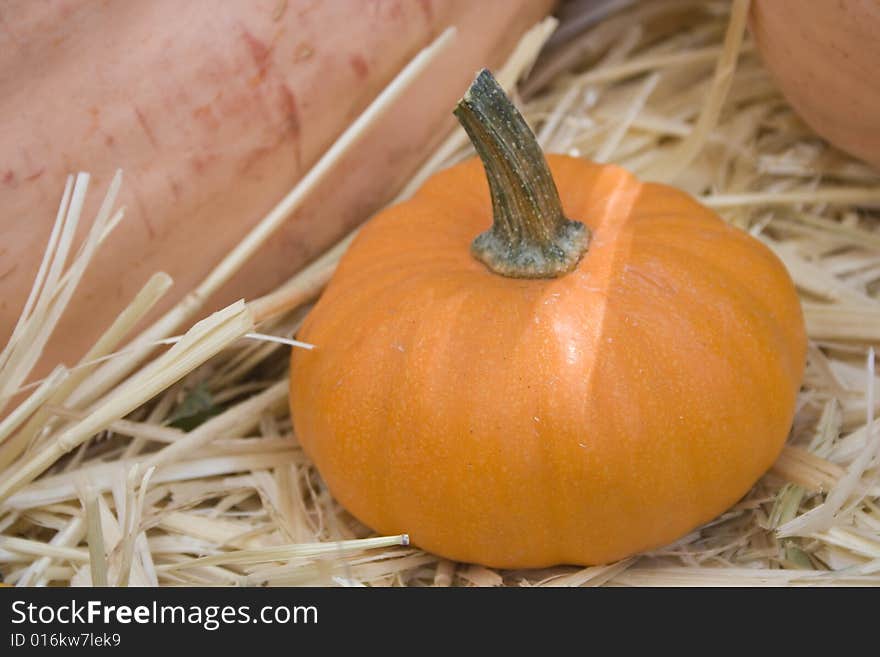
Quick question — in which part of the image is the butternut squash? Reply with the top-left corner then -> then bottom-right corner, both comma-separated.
0,0 -> 553,374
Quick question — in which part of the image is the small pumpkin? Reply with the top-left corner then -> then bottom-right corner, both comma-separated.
290,70 -> 806,568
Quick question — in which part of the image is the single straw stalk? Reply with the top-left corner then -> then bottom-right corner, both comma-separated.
79,482 -> 107,587
158,535 -> 410,572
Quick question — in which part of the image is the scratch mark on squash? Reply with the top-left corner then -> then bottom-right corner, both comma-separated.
167,176 -> 181,200
241,27 -> 273,84
241,82 -> 302,176
296,0 -> 320,18
134,107 -> 159,149
418,0 -> 433,22
132,188 -> 156,240
23,168 -> 44,182
272,0 -> 288,21
190,154 -> 216,175
0,264 -> 17,283
349,54 -> 369,80
240,146 -> 273,176
278,84 -> 302,169
193,104 -> 220,130
84,106 -> 101,139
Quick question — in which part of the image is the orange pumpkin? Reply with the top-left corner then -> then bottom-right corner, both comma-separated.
290,70 -> 806,568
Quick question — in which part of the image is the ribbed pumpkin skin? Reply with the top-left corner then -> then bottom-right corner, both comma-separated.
290,155 -> 806,568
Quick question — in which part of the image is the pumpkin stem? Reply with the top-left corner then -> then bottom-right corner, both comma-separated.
454,69 -> 590,278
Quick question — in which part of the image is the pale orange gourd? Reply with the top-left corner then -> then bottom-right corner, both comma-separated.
750,0 -> 880,170
290,71 -> 806,568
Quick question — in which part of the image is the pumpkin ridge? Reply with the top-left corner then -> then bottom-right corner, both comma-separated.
629,232 -> 805,384
638,249 -> 800,414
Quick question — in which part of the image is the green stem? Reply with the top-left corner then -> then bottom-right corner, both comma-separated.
453,69 -> 589,278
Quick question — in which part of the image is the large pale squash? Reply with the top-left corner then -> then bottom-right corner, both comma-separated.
0,0 -> 553,374
750,0 -> 880,169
